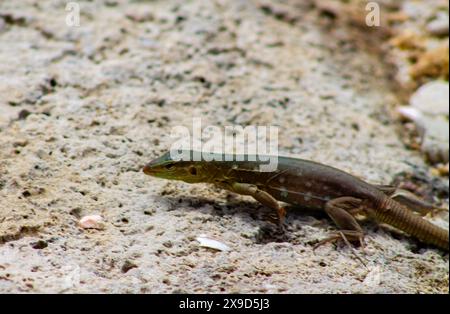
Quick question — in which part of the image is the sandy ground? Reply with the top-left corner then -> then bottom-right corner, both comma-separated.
0,0 -> 448,293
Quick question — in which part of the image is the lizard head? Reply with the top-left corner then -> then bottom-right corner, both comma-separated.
143,150 -> 213,183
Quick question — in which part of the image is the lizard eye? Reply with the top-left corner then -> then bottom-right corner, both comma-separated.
188,166 -> 197,176
165,163 -> 175,170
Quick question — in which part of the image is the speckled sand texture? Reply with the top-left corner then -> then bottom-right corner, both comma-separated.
0,0 -> 448,293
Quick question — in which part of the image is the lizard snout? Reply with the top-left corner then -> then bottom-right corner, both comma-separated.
142,164 -> 152,175
142,162 -> 158,175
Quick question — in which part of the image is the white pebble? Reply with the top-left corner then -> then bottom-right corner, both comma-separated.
409,81 -> 449,116
79,215 -> 105,230
426,12 -> 449,36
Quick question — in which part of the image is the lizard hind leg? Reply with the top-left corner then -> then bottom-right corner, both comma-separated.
314,197 -> 365,250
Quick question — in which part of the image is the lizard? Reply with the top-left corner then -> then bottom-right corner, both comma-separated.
143,150 -> 449,251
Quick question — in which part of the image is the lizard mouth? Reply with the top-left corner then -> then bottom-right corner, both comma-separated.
142,164 -> 154,175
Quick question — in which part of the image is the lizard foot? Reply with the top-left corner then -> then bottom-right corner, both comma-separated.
313,230 -> 365,251
313,230 -> 367,266
277,207 -> 287,233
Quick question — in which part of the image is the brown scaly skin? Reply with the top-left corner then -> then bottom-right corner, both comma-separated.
143,150 -> 449,251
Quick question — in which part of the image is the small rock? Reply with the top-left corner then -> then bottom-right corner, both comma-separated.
426,12 -> 449,36
17,109 -> 32,120
30,240 -> 48,250
121,260 -> 138,273
410,44 -> 449,81
420,117 -> 449,164
399,80 -> 449,164
435,163 -> 449,176
410,81 -> 449,116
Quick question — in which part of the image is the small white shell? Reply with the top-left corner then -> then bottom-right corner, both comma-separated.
397,106 -> 423,123
196,235 -> 230,251
79,215 -> 105,230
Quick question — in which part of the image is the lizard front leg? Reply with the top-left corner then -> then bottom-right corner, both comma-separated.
228,182 -> 286,229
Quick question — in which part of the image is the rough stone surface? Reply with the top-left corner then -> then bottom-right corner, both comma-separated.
401,80 -> 449,164
383,0 -> 449,164
387,0 -> 449,90
0,0 -> 448,293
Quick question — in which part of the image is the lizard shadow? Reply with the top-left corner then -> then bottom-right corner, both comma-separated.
159,194 -> 336,245
158,194 -> 425,250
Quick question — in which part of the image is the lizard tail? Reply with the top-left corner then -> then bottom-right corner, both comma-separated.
375,197 -> 449,251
